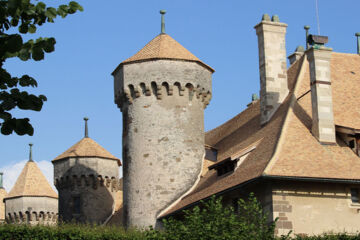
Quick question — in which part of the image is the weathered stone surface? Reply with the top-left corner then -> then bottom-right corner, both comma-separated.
307,47 -> 335,143
254,20 -> 289,125
53,157 -> 120,224
114,59 -> 212,228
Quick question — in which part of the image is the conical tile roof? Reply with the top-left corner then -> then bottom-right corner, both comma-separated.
120,34 -> 214,72
5,161 -> 57,199
52,138 -> 121,166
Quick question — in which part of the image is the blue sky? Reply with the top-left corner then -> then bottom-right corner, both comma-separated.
1,0 -> 359,190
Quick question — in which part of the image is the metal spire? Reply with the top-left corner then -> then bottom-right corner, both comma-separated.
84,117 -> 89,138
160,10 -> 166,34
356,32 -> 360,54
29,143 -> 33,162
0,172 -> 3,188
304,25 -> 310,50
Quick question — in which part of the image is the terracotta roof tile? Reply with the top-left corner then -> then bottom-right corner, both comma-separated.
53,138 -> 121,166
160,52 -> 360,217
118,34 -> 214,72
5,161 -> 57,199
265,53 -> 360,178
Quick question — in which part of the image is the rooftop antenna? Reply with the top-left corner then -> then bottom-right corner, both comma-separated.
84,117 -> 89,138
160,10 -> 166,34
315,0 -> 321,35
29,143 -> 33,162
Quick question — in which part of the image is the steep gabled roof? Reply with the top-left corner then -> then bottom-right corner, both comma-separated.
264,53 -> 360,178
5,161 -> 57,199
161,52 -> 360,217
114,33 -> 214,73
53,137 -> 121,166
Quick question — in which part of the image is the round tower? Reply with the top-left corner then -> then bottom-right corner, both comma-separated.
52,118 -> 122,224
4,144 -> 58,225
112,11 -> 214,228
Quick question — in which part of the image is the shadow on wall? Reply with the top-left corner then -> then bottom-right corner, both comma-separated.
55,162 -> 117,224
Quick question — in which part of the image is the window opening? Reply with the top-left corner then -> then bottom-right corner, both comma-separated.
350,188 -> 359,203
73,196 -> 81,214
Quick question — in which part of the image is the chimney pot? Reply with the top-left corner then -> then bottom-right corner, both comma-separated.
272,15 -> 280,22
262,14 -> 271,21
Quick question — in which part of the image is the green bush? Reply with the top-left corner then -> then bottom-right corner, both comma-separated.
0,224 -> 145,240
1,194 -> 360,239
149,193 -> 276,240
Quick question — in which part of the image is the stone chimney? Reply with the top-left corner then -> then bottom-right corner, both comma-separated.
288,46 -> 305,65
306,35 -> 336,144
255,14 -> 289,125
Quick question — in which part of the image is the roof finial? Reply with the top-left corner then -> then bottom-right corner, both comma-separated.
355,32 -> 360,54
160,10 -> 166,34
304,25 -> 310,50
29,143 -> 33,162
0,172 -> 3,189
84,117 -> 89,138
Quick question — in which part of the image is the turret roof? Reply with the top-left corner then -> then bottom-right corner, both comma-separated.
5,161 -> 57,199
117,33 -> 214,72
52,137 -> 121,166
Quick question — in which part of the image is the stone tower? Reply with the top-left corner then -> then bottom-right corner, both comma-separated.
52,118 -> 122,224
112,11 -> 214,228
0,172 -> 7,223
4,144 -> 58,225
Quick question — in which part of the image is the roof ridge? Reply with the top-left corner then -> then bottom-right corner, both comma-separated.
263,55 -> 307,174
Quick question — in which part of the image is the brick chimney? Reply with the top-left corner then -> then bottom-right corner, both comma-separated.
254,14 -> 289,125
306,35 -> 336,144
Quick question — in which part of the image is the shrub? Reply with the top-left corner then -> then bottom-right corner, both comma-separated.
154,193 -> 276,240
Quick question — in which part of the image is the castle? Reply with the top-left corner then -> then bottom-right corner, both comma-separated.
1,11 -> 360,235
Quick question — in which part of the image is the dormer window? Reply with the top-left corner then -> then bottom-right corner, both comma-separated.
336,126 -> 360,157
216,159 -> 235,176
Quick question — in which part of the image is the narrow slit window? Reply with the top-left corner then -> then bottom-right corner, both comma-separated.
73,196 -> 81,214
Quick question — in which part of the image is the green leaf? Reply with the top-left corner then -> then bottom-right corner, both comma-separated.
28,24 -> 36,33
10,18 -> 19,26
6,34 -> 23,53
43,37 -> 55,53
45,7 -> 57,19
31,45 -> 44,61
18,48 -> 31,61
19,24 -> 29,33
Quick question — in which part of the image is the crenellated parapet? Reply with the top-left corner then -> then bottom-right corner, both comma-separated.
6,211 -> 58,225
115,81 -> 212,110
55,174 -> 122,192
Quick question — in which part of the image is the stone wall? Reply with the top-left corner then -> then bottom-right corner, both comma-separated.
272,181 -> 360,236
5,196 -> 58,225
0,188 -> 6,222
53,157 -> 120,223
114,60 -> 212,228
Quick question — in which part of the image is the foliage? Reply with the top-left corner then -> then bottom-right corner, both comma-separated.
150,193 -> 277,240
0,0 -> 83,135
0,223 -> 146,240
1,195 -> 360,239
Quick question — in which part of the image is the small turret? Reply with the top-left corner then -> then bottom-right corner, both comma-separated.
52,118 -> 122,224
4,144 -> 58,225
